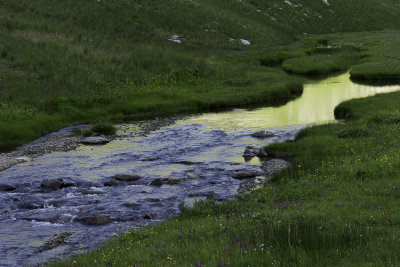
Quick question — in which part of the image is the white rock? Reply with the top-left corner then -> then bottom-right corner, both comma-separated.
284,0 -> 293,6
15,156 -> 31,162
240,39 -> 251,45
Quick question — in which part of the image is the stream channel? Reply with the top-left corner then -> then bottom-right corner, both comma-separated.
0,72 -> 399,266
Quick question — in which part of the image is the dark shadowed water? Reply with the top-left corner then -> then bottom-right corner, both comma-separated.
0,72 -> 399,266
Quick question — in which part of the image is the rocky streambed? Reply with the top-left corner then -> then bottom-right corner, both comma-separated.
0,117 -> 298,266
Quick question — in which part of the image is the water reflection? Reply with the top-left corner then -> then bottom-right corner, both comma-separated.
185,72 -> 400,131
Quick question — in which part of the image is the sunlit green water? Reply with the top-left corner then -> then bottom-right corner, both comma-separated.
184,72 -> 400,131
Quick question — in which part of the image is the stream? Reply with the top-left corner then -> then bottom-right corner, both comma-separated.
0,72 -> 399,266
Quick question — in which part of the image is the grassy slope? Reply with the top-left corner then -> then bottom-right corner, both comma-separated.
1,0 -> 400,150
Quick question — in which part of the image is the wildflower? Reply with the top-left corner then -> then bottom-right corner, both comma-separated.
194,261 -> 202,267
178,234 -> 183,239
222,226 -> 229,233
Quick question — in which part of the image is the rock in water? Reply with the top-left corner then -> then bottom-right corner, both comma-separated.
41,179 -> 75,190
143,213 -> 152,219
149,179 -> 163,186
0,184 -> 16,191
251,130 -> 275,138
81,136 -> 110,145
243,146 -> 260,160
186,172 -> 199,179
113,174 -> 141,181
37,232 -> 73,252
165,178 -> 181,185
257,148 -> 269,158
18,198 -> 45,209
232,171 -> 257,179
79,215 -> 112,225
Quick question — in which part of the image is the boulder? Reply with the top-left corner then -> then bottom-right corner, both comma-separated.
81,136 -> 110,145
250,130 -> 275,138
0,184 -> 16,192
232,171 -> 257,180
41,179 -> 75,190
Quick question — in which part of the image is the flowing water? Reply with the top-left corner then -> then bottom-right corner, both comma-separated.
0,72 -> 399,266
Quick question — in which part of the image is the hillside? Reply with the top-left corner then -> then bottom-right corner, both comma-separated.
1,0 -> 400,149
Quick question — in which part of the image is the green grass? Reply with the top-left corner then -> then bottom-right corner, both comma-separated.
282,55 -> 351,75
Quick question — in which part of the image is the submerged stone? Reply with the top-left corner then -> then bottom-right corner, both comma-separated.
165,178 -> 181,185
232,171 -> 257,179
18,199 -> 45,209
40,179 -> 75,190
78,215 -> 112,225
186,172 -> 199,179
113,174 -> 141,181
143,213 -> 152,219
0,184 -> 16,191
37,232 -> 73,252
81,136 -> 110,145
250,130 -> 275,138
175,160 -> 202,165
124,202 -> 140,208
149,179 -> 163,186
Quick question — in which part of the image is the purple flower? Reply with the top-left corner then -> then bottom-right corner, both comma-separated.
226,212 -> 231,220
222,226 -> 229,233
339,204 -> 344,208
247,211 -> 251,218
194,261 -> 202,267
178,234 -> 183,239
